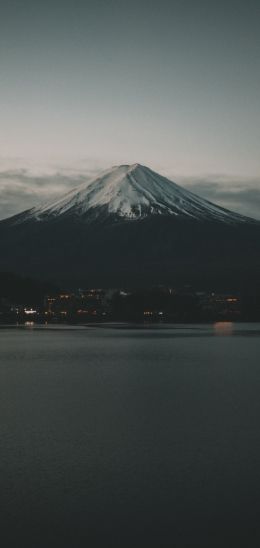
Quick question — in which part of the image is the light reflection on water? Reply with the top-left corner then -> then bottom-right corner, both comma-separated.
214,321 -> 234,335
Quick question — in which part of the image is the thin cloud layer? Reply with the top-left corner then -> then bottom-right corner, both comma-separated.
0,169 -> 92,220
179,176 -> 260,221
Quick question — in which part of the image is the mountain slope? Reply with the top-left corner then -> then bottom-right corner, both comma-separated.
11,164 -> 254,225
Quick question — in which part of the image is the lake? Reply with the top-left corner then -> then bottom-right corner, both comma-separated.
1,323 -> 260,547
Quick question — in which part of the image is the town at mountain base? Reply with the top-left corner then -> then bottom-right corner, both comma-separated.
1,273 -> 260,324
0,164 -> 260,290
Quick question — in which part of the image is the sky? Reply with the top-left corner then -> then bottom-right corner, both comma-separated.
0,0 -> 259,219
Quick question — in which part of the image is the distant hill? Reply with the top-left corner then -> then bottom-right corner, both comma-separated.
0,272 -> 59,306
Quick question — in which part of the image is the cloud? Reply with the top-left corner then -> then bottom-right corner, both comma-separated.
0,168 -> 95,220
178,175 -> 260,220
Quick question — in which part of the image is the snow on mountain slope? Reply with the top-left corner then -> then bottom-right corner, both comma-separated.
21,164 -> 254,224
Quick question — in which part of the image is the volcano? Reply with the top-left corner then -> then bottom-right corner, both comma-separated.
10,163 -> 254,224
0,164 -> 259,289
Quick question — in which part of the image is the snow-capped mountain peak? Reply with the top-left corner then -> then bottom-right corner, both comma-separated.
23,163 -> 254,224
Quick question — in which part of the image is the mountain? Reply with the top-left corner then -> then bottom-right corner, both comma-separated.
11,163 -> 254,224
1,163 -> 260,290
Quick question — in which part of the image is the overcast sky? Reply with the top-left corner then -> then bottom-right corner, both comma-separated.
0,0 -> 259,219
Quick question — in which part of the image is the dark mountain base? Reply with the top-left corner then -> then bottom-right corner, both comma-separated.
1,215 -> 260,291
0,272 -> 59,306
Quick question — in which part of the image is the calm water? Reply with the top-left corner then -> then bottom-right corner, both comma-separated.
1,323 -> 260,547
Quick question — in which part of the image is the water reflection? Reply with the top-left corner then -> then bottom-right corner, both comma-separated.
24,321 -> 35,328
214,321 -> 234,336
